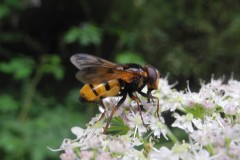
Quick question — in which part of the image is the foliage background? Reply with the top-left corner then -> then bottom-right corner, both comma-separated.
0,0 -> 240,159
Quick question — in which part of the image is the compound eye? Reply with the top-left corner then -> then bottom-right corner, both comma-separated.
145,65 -> 159,90
146,65 -> 158,85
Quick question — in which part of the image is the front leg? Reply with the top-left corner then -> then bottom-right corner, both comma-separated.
138,90 -> 154,103
129,92 -> 147,127
138,90 -> 160,120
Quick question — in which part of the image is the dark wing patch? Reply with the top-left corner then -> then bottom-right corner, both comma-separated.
71,53 -> 140,84
76,67 -> 137,84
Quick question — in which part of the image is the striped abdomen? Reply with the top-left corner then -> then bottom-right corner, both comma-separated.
80,79 -> 121,103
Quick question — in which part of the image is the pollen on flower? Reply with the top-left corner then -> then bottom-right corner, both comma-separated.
172,143 -> 190,154
133,113 -> 143,125
185,113 -> 194,121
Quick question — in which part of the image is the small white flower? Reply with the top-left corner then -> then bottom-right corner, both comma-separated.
60,149 -> 76,160
148,115 -> 168,139
108,139 -> 129,154
59,140 -> 76,160
121,134 -> 142,146
192,149 -> 211,160
71,127 -> 84,139
96,152 -> 112,160
209,77 -> 225,88
141,100 -> 158,114
228,142 -> 240,159
227,79 -> 240,99
126,111 -> 148,136
150,143 -> 191,160
160,91 -> 183,112
172,113 -> 202,133
149,146 -> 173,160
122,149 -> 147,160
87,136 -> 103,149
158,77 -> 177,96
190,118 -> 223,146
102,97 -> 119,109
88,114 -> 103,126
102,97 -> 124,117
80,151 -> 94,160
171,143 -> 191,159
223,101 -> 238,115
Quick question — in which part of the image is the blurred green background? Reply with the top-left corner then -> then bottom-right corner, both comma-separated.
0,0 -> 240,159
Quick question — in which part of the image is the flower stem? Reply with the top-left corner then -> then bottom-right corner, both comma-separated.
165,125 -> 179,143
206,144 -> 214,155
19,59 -> 43,121
74,147 -> 81,158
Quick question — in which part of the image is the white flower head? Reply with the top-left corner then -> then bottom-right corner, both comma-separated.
150,143 -> 191,160
53,77 -> 240,160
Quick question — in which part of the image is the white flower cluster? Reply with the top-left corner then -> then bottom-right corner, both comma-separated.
53,77 -> 240,160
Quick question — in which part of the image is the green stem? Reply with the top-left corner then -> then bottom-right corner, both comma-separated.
205,144 -> 214,155
165,124 -> 180,144
74,147 -> 81,158
19,59 -> 43,121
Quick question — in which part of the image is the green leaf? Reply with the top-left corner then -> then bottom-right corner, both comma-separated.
0,5 -> 10,19
0,94 -> 18,113
78,24 -> 102,46
64,23 -> 102,46
64,27 -> 80,44
0,57 -> 35,79
107,117 -> 129,135
115,51 -> 146,65
41,54 -> 65,80
0,130 -> 22,153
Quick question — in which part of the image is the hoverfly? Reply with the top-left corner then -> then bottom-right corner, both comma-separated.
70,54 -> 160,134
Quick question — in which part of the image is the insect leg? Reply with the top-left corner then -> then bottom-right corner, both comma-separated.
97,99 -> 106,122
138,91 -> 160,120
129,93 -> 147,127
103,94 -> 127,134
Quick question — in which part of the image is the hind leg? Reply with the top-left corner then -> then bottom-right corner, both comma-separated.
97,99 -> 106,122
103,94 -> 127,134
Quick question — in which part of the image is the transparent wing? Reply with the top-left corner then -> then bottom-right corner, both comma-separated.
70,53 -> 116,70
